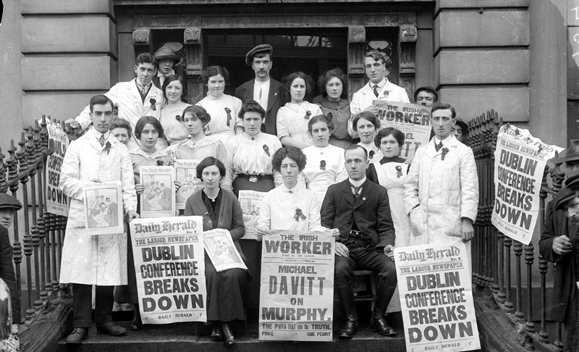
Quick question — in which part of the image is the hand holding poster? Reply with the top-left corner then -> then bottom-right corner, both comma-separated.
491,125 -> 563,245
203,229 -> 247,272
140,166 -> 177,217
46,120 -> 70,216
238,190 -> 266,240
259,231 -> 334,341
83,181 -> 123,235
395,242 -> 480,352
372,101 -> 432,161
130,216 -> 207,324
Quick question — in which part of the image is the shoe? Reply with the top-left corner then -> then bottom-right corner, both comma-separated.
338,320 -> 358,339
97,322 -> 127,336
66,327 -> 88,344
370,317 -> 396,336
211,325 -> 223,341
131,307 -> 143,331
221,322 -> 235,346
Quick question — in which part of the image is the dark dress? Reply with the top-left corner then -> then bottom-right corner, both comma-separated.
184,189 -> 250,322
0,225 -> 20,324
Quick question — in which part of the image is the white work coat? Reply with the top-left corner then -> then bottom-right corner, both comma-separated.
350,80 -> 410,116
403,135 -> 479,246
59,129 -> 137,285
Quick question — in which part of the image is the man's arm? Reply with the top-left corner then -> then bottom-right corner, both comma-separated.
320,188 -> 336,229
67,83 -> 121,131
119,146 -> 138,215
59,140 -> 85,200
403,148 -> 422,214
539,201 -> 567,262
376,187 -> 395,248
459,146 -> 479,223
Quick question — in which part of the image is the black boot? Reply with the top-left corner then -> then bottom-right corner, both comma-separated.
131,304 -> 143,331
370,283 -> 397,336
336,283 -> 358,339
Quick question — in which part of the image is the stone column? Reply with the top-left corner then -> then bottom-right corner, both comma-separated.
184,27 -> 205,104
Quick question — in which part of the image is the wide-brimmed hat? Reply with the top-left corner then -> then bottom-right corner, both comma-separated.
245,44 -> 273,66
0,193 -> 22,211
551,140 -> 579,165
154,42 -> 184,66
555,187 -> 577,211
565,171 -> 579,190
413,86 -> 438,102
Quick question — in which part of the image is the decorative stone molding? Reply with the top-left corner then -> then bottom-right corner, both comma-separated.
132,28 -> 151,46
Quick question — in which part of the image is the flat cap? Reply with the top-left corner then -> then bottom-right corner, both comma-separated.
565,172 -> 579,190
555,187 -> 576,212
0,193 -> 22,211
245,44 -> 273,66
414,86 -> 438,102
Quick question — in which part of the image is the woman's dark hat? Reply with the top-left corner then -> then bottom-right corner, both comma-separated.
154,42 -> 184,66
245,44 -> 273,66
455,118 -> 468,133
0,193 -> 22,211
551,140 -> 579,165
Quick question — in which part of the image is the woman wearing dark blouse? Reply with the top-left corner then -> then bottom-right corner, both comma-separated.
184,157 -> 249,346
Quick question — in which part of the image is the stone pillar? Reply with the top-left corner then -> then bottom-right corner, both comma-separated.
133,28 -> 152,57
20,0 -> 118,123
347,26 -> 366,99
435,0 -> 530,123
184,27 -> 205,104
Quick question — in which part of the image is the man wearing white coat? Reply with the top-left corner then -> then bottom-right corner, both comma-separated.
404,103 -> 479,260
66,53 -> 163,150
59,95 -> 139,344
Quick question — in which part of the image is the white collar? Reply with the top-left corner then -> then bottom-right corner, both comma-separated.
349,177 -> 366,188
369,78 -> 387,89
433,135 -> 453,145
89,127 -> 110,141
281,183 -> 301,193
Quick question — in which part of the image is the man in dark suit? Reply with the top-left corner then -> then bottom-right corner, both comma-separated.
321,144 -> 397,339
234,44 -> 286,135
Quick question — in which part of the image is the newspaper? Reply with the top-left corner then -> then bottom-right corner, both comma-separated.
140,166 -> 176,218
203,229 -> 247,272
83,181 -> 123,235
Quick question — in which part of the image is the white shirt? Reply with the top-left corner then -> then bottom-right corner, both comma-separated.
253,79 -> 271,112
302,144 -> 348,203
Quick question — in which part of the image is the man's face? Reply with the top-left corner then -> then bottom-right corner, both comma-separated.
158,59 -> 174,75
134,62 -> 157,86
345,148 -> 368,181
252,54 -> 272,80
90,103 -> 114,133
364,56 -> 388,84
564,196 -> 579,224
431,109 -> 455,140
0,210 -> 15,229
415,91 -> 436,107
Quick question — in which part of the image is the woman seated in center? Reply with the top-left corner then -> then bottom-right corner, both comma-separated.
184,156 -> 249,346
256,147 -> 326,235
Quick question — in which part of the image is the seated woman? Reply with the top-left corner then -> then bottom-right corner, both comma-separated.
165,105 -> 232,193
367,127 -> 410,247
276,72 -> 323,149
110,118 -> 132,146
256,147 -> 325,234
353,111 -> 383,163
159,75 -> 190,145
184,157 -> 249,346
196,66 -> 243,144
314,68 -> 352,149
302,115 -> 348,204
115,116 -> 170,330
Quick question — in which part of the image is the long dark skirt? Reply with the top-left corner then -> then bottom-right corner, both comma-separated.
233,175 -> 275,319
114,226 -> 138,304
205,256 -> 250,322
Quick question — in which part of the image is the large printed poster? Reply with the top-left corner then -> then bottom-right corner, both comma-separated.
259,232 -> 334,341
373,101 -> 432,161
83,181 -> 123,235
175,160 -> 201,209
491,125 -> 563,245
46,120 -> 70,216
395,242 -> 480,352
130,216 -> 207,324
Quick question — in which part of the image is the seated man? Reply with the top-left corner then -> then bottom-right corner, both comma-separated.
321,144 -> 397,339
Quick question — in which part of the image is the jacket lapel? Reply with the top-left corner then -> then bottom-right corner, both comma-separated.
341,182 -> 354,207
267,81 -> 281,112
353,183 -> 370,210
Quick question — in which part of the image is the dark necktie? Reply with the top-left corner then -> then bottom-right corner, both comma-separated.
372,85 -> 380,98
351,184 -> 362,198
435,141 -> 443,152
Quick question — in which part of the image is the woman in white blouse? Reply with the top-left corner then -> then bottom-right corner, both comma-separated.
158,75 -> 190,145
196,66 -> 243,144
302,115 -> 348,204
353,111 -> 383,163
276,72 -> 322,149
256,147 -> 325,235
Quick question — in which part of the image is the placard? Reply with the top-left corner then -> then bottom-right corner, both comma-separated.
83,181 -> 123,235
395,242 -> 480,352
203,229 -> 247,272
373,101 -> 432,161
130,216 -> 207,324
238,190 -> 266,240
140,166 -> 176,217
175,160 -> 201,209
259,232 -> 334,341
46,121 -> 70,216
491,125 -> 563,245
